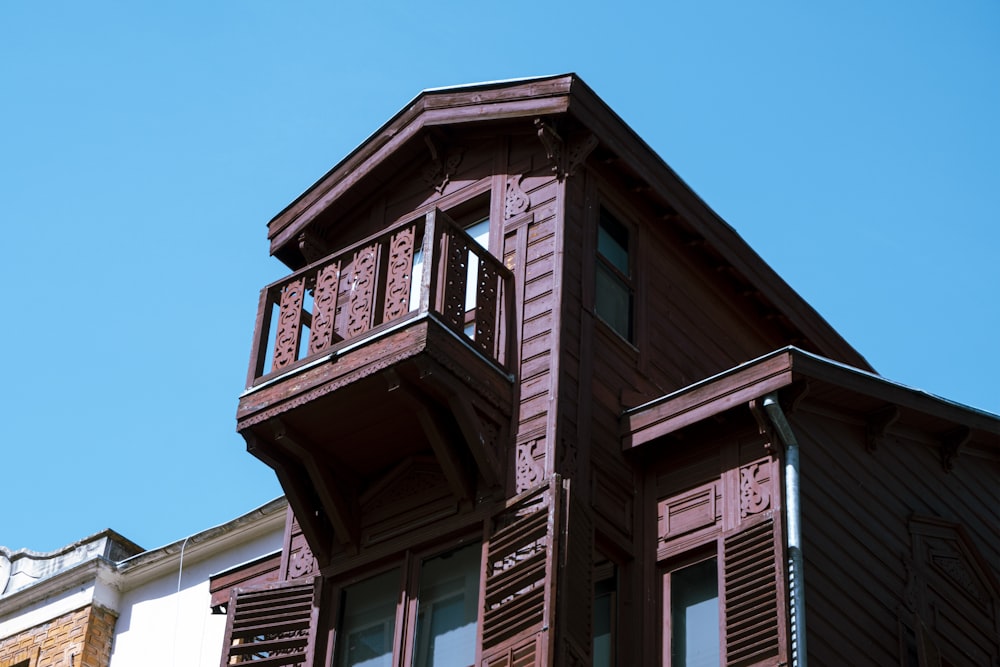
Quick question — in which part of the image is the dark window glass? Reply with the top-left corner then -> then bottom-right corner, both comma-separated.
596,208 -> 634,341
669,558 -> 719,667
593,562 -> 617,667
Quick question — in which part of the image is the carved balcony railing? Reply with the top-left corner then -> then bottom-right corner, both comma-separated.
246,208 -> 516,387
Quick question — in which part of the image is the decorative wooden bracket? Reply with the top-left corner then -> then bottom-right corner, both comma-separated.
421,134 -> 464,193
939,425 -> 971,472
269,419 -> 360,551
865,405 -> 900,452
298,230 -> 331,264
504,174 -> 530,219
243,430 -> 332,564
392,385 -> 476,506
534,118 -> 597,180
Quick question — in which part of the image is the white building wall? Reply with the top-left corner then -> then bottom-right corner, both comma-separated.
109,521 -> 283,667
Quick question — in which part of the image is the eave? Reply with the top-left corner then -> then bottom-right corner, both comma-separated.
623,346 -> 1000,457
266,74 -> 575,256
264,73 -> 872,371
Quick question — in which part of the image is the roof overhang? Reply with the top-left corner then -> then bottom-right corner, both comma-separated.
623,346 -> 1000,456
263,74 -> 873,371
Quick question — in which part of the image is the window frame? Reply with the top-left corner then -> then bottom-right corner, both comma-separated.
594,205 -> 636,344
328,537 -> 484,667
660,544 -> 724,667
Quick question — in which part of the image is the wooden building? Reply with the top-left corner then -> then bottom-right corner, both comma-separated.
223,75 -> 1000,666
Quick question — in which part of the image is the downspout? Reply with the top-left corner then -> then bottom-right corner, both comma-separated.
762,392 -> 807,667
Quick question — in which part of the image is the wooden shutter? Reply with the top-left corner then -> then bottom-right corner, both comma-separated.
480,481 -> 559,667
723,516 -> 783,667
220,578 -> 320,667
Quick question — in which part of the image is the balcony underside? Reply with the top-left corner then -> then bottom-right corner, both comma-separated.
237,314 -> 514,561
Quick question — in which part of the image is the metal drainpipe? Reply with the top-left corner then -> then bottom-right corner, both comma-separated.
762,392 -> 807,667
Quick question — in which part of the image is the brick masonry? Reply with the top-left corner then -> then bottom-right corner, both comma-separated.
0,604 -> 117,667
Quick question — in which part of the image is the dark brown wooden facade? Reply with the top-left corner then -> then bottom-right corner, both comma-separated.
225,75 -> 1000,666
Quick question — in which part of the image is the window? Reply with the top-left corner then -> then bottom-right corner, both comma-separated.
665,557 -> 720,667
593,561 -> 618,667
333,542 -> 481,667
595,207 -> 634,341
656,459 -> 786,666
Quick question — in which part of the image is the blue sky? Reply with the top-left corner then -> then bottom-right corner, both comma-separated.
2,1 -> 997,553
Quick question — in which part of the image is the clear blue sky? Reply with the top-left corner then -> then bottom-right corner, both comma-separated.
2,2 -> 997,553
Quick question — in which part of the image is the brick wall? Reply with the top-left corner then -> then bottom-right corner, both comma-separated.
0,604 -> 118,667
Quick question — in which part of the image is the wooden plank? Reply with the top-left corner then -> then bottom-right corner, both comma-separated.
623,351 -> 795,449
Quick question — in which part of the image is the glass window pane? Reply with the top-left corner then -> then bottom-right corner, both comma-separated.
593,569 -> 616,667
335,568 -> 400,667
465,218 -> 490,250
464,218 -> 490,315
670,558 -> 719,667
412,543 -> 481,667
598,210 -> 629,276
596,264 -> 633,340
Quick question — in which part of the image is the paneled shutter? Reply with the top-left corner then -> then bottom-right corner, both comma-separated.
723,516 -> 782,667
220,577 -> 321,667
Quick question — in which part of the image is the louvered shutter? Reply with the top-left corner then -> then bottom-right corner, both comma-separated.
220,577 -> 321,667
723,516 -> 784,667
480,481 -> 559,667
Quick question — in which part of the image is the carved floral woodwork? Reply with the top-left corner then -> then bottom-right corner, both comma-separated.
287,541 -> 317,579
346,244 -> 379,337
272,278 -> 305,369
247,210 -> 514,385
740,460 -> 772,518
383,226 -> 416,322
308,262 -> 341,355
534,118 -> 598,180
504,174 -> 530,219
516,439 -> 544,493
421,135 -> 464,193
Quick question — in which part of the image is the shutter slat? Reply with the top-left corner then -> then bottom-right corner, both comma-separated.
724,518 -> 781,667
220,579 -> 319,667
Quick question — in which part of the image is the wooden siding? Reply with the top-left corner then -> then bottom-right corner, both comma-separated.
793,405 -> 1000,665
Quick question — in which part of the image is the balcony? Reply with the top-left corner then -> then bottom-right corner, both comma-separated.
236,208 -> 516,559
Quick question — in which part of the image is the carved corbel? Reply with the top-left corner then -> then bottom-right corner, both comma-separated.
298,230 -> 330,264
534,118 -> 597,180
939,425 -> 971,472
865,404 -> 900,452
422,134 -> 464,193
268,419 -> 360,551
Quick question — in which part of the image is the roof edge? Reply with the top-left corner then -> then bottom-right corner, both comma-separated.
623,346 -> 1000,450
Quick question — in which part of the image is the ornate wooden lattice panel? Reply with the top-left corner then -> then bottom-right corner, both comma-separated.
220,578 -> 320,666
440,230 -> 469,333
307,262 -> 341,356
474,259 -> 499,356
382,225 -> 416,322
345,243 -> 380,337
723,516 -> 781,667
272,278 -> 306,370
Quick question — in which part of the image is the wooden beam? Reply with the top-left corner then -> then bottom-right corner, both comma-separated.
243,431 -> 332,564
268,419 -> 360,550
447,395 -> 502,490
413,403 -> 475,507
